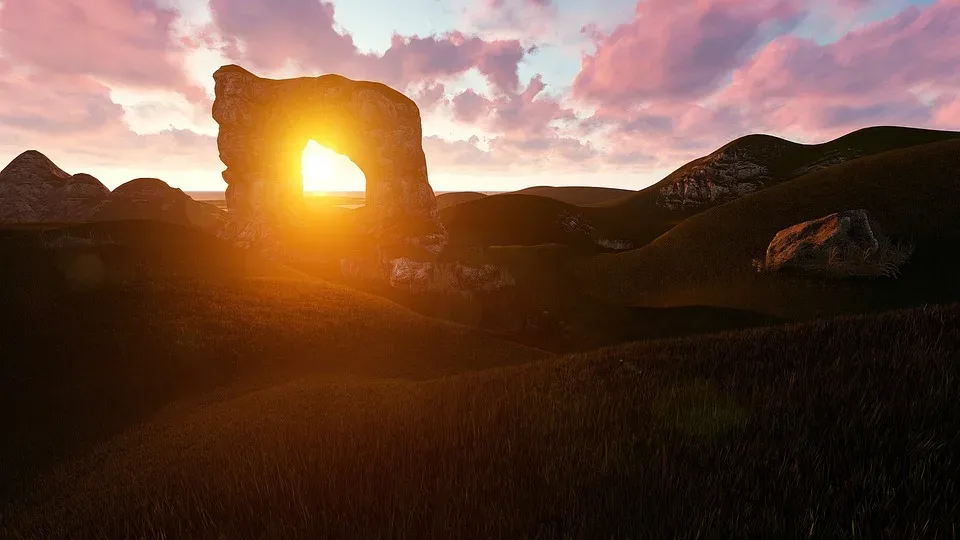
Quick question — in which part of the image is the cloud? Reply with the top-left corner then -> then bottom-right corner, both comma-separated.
0,63 -> 218,185
719,0 -> 960,133
573,0 -> 805,105
208,0 -> 530,93
0,0 -> 203,99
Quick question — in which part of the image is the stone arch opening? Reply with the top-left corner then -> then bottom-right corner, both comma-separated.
301,140 -> 366,195
212,64 -> 446,260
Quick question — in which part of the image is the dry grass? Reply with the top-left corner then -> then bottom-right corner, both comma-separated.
4,303 -> 960,539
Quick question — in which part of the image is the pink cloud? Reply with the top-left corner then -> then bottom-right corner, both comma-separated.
0,64 -> 218,182
0,0 -> 202,99
452,90 -> 492,123
720,0 -> 960,132
410,82 -> 449,112
573,0 -> 805,105
208,0 -> 529,93
452,75 -> 576,135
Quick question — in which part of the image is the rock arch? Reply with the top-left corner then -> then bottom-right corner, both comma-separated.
212,65 -> 446,258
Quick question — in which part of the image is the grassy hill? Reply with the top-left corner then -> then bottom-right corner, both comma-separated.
578,138 -> 960,319
5,302 -> 960,539
436,191 -> 488,208
0,220 -> 547,500
439,193 -> 628,250
511,185 -> 634,205
611,125 -> 960,212
439,128 -> 960,252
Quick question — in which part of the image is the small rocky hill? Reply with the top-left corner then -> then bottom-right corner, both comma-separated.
0,150 -> 110,222
91,178 -> 226,235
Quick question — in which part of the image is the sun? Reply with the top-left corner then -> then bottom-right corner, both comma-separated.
301,140 -> 365,194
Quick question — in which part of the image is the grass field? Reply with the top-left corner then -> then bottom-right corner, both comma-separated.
5,302 -> 960,539
6,125 -> 960,539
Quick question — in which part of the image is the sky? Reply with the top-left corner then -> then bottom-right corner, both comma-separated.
0,0 -> 957,193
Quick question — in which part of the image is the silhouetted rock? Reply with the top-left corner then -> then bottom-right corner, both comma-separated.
92,178 -> 226,235
0,150 -> 109,222
763,209 -> 891,275
212,64 -> 446,258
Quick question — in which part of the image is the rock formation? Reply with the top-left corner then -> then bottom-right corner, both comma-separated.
762,209 -> 908,277
91,178 -> 226,235
657,146 -> 776,211
0,150 -> 109,222
211,64 -> 446,258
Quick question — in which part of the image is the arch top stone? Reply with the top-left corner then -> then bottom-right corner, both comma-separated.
212,64 -> 446,258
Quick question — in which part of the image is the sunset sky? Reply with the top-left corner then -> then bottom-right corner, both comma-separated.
0,0 -> 957,192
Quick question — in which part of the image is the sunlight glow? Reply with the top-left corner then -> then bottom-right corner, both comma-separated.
301,140 -> 366,194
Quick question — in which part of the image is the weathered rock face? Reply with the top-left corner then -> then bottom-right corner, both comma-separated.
0,151 -> 109,222
657,146 -> 775,210
763,209 -> 883,273
91,178 -> 226,235
211,64 -> 446,258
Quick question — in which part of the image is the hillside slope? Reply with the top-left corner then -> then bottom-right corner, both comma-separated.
0,221 -> 547,498
6,303 -> 960,539
616,125 -> 960,213
511,186 -> 634,205
439,127 -> 960,252
436,191 -> 488,208
578,138 -> 960,319
439,193 -> 637,251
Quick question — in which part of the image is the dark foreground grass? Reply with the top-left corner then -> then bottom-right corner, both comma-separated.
5,303 -> 960,539
0,224 -> 547,501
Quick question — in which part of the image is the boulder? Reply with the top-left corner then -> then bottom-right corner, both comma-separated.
211,64 -> 446,259
0,150 -> 109,222
92,178 -> 226,235
763,210 -> 889,274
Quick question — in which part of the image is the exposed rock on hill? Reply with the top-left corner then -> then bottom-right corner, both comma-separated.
657,144 -> 780,210
92,178 -> 226,235
764,210 -> 880,271
761,209 -> 909,278
0,151 -> 109,222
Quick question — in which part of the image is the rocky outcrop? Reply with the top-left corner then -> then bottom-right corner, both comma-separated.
388,258 -> 514,293
92,178 -> 226,235
657,146 -> 775,210
340,256 -> 514,294
0,151 -> 109,222
762,209 -> 908,277
212,64 -> 446,259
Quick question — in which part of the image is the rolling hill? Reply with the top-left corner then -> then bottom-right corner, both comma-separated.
436,191 -> 488,208
577,138 -> 960,319
0,220 -> 548,501
441,127 -> 960,252
439,193 -> 638,251
5,302 -> 960,539
511,185 -> 634,205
